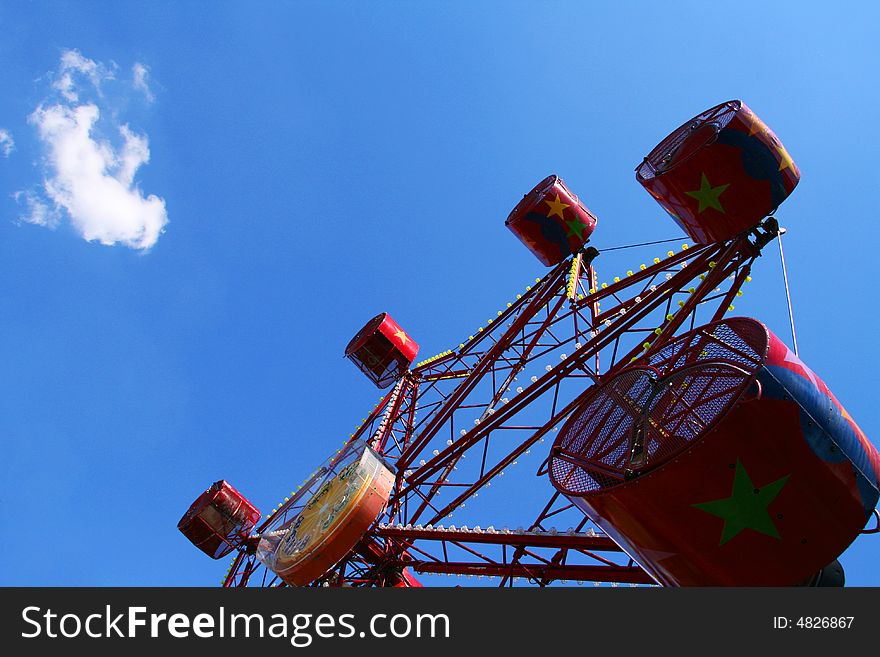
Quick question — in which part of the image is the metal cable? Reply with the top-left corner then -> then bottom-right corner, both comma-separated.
600,236 -> 687,252
777,228 -> 799,356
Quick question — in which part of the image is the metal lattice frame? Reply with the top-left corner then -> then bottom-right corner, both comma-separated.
223,219 -> 780,587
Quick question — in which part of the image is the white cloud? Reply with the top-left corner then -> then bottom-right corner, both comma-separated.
15,191 -> 60,227
0,129 -> 13,157
52,50 -> 114,102
20,50 -> 167,250
132,63 -> 154,103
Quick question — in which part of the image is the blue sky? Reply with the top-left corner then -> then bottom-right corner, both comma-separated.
1,2 -> 878,585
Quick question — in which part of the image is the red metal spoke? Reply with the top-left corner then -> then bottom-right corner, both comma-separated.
410,561 -> 653,584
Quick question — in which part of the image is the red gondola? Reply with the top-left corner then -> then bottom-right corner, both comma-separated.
506,174 -> 598,266
549,318 -> 880,585
178,480 -> 260,559
344,312 -> 419,388
637,100 -> 800,244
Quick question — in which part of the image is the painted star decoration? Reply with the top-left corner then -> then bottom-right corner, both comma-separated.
781,347 -> 819,390
521,234 -> 542,251
394,329 -> 409,345
747,113 -> 766,137
685,173 -> 730,214
544,194 -> 570,219
776,145 -> 795,172
692,459 -> 790,546
565,217 -> 589,239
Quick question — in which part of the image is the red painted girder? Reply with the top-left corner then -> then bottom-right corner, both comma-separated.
612,238 -> 749,371
395,245 -> 729,502
398,259 -> 571,471
409,561 -> 655,584
374,526 -> 623,551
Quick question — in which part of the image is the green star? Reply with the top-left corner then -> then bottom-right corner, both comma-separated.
565,217 -> 589,239
692,460 -> 789,546
685,173 -> 730,214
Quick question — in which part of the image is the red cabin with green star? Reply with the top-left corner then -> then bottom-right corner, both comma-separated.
549,318 -> 879,586
636,100 -> 800,244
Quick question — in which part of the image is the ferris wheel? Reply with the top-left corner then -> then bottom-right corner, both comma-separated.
178,99 -> 880,587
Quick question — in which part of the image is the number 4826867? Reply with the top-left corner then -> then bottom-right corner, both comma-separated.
797,617 -> 854,629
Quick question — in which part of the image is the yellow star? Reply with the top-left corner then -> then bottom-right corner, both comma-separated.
776,145 -> 794,171
840,406 -> 868,442
544,194 -> 570,219
521,234 -> 541,251
394,329 -> 409,345
748,113 -> 766,137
